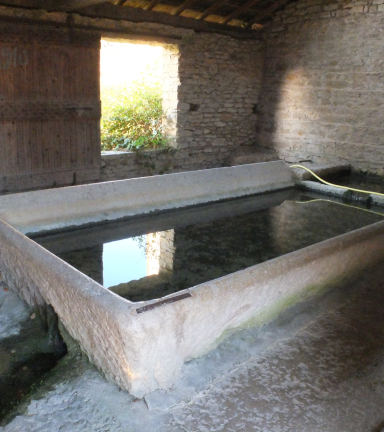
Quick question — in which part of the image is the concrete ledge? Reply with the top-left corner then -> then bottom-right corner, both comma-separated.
297,180 -> 384,207
0,161 -> 294,235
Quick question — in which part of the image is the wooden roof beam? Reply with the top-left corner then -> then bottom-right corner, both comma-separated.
171,0 -> 198,15
46,0 -> 108,11
74,3 -> 261,39
0,0 -> 108,9
220,0 -> 261,24
197,0 -> 227,20
245,0 -> 289,26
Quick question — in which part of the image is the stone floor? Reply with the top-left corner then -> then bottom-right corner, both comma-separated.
1,261 -> 384,432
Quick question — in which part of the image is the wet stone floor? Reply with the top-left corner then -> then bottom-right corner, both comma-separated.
1,260 -> 384,431
0,283 -> 66,424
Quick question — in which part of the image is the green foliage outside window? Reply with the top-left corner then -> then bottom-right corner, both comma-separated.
101,78 -> 168,152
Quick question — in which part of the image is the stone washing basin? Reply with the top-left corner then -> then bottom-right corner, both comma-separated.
0,161 -> 384,397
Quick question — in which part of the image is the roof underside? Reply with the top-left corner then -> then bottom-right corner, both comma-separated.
0,0 -> 293,32
108,0 -> 290,29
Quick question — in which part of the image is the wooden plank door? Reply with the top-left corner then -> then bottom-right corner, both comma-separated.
0,23 -> 101,193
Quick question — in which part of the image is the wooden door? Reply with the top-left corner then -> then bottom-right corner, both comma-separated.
0,23 -> 101,193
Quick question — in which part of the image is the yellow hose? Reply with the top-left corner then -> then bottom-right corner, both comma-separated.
290,164 -> 384,198
294,198 -> 384,217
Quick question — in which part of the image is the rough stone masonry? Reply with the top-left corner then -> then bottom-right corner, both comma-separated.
256,0 -> 384,176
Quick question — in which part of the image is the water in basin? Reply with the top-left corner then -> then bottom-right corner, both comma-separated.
30,190 -> 384,302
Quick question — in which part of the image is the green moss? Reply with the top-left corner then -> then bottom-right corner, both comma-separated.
199,274 -> 349,358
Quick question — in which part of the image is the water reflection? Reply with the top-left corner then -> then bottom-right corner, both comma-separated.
102,230 -> 175,288
146,230 -> 175,275
103,236 -> 147,288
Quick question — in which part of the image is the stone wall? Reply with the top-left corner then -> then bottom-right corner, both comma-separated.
100,149 -> 179,182
176,33 -> 263,170
257,0 -> 384,176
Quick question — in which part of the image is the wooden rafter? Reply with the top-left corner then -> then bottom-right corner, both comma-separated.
245,0 -> 289,26
197,0 -> 227,20
221,0 -> 262,24
171,0 -> 198,15
143,0 -> 161,10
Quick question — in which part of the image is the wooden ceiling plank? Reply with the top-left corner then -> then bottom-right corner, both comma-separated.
171,0 -> 198,16
245,0 -> 289,26
197,0 -> 227,20
143,0 -> 161,10
221,0 -> 262,24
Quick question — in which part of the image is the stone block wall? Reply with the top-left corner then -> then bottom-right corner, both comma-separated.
257,0 -> 384,176
176,34 -> 263,170
100,149 -> 179,182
